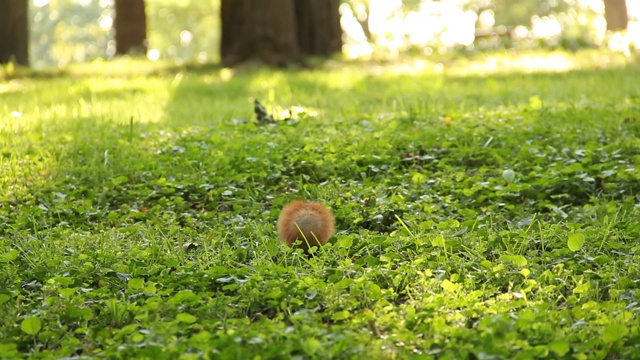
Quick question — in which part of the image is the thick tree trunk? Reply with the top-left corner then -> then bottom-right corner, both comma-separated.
604,0 -> 628,31
0,0 -> 29,66
220,0 -> 342,66
220,0 -> 252,65
295,0 -> 342,56
221,0 -> 300,66
114,0 -> 147,55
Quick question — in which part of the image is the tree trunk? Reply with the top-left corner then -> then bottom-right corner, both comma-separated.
221,0 -> 300,66
220,0 -> 252,65
220,0 -> 342,66
0,0 -> 29,66
355,3 -> 372,43
114,0 -> 147,55
604,0 -> 628,31
294,0 -> 342,56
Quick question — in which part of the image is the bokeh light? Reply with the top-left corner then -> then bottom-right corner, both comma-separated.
27,0 -> 640,68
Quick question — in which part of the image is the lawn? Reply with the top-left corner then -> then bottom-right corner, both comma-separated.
1,51 -> 640,359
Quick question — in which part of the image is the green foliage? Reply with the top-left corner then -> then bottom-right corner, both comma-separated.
30,0 -> 111,67
29,0 -> 221,68
146,0 -> 221,63
567,232 -> 585,252
20,317 -> 42,335
1,51 -> 640,358
491,0 -> 571,26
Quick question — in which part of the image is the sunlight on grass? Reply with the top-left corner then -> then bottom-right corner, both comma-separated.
339,49 -> 635,78
0,81 -> 28,94
2,51 -> 640,358
465,52 -> 575,73
451,49 -> 635,76
246,71 -> 294,103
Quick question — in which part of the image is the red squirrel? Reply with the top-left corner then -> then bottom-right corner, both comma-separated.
277,200 -> 335,250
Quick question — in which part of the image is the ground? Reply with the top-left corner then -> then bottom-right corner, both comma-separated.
1,50 -> 640,359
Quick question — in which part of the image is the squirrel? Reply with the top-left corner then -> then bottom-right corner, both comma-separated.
277,200 -> 335,250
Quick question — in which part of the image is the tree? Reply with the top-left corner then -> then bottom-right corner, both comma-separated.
0,0 -> 29,66
294,0 -> 342,57
603,0 -> 628,31
220,0 -> 342,66
221,0 -> 299,66
114,0 -> 147,55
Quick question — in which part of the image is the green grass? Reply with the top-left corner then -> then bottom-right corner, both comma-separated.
2,50 -> 640,359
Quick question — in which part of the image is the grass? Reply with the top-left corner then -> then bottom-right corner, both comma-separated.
1,50 -> 640,359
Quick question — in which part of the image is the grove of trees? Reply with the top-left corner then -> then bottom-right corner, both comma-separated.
604,0 -> 629,31
220,0 -> 341,66
0,0 -> 634,67
114,0 -> 147,55
0,0 -> 29,66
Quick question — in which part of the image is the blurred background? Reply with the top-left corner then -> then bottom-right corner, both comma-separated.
9,0 -> 640,68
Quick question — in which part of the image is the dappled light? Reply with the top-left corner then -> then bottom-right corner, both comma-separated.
341,0 -> 639,59
2,1 -> 640,358
449,52 -> 584,75
3,60 -> 640,357
21,0 -> 640,68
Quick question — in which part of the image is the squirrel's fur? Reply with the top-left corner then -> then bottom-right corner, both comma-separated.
277,200 -> 335,250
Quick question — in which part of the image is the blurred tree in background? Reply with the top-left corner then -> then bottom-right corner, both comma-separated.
114,0 -> 147,55
28,0 -> 221,67
21,0 -> 640,68
343,0 -> 636,56
604,0 -> 628,31
220,0 -> 341,66
0,0 -> 29,65
295,0 -> 342,57
220,0 -> 300,66
30,0 -> 112,67
145,0 -> 220,64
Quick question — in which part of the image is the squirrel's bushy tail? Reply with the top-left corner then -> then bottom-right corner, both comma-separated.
277,200 -> 335,250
